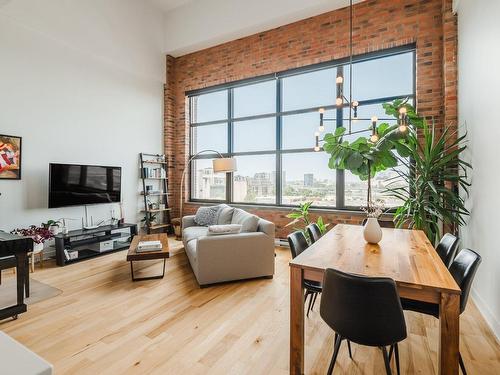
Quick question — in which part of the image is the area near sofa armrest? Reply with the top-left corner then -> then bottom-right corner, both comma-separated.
182,215 -> 197,229
257,218 -> 275,238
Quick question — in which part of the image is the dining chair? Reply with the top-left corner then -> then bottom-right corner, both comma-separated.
401,248 -> 482,375
320,268 -> 407,375
436,233 -> 460,268
287,231 -> 322,317
306,223 -> 322,244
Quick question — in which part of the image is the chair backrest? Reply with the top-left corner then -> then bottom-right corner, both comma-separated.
320,268 -> 407,347
306,223 -> 322,244
449,248 -> 482,314
287,231 -> 308,259
436,233 -> 460,268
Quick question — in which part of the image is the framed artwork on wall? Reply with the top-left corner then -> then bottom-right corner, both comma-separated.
0,134 -> 22,180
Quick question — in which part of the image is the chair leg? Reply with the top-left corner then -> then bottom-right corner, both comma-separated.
327,334 -> 342,375
381,346 -> 392,375
347,339 -> 352,359
394,343 -> 400,375
459,352 -> 467,375
306,292 -> 315,318
389,344 -> 393,361
311,292 -> 318,312
25,257 -> 30,298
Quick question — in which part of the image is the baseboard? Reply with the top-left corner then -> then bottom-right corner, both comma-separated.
471,288 -> 500,342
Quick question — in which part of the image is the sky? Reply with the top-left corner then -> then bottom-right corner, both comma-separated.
191,52 -> 414,181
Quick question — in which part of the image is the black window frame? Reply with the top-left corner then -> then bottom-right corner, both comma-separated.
187,44 -> 416,211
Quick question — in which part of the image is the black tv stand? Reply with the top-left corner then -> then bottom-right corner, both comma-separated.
54,223 -> 137,266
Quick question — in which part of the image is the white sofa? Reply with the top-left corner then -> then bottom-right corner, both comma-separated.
182,206 -> 275,287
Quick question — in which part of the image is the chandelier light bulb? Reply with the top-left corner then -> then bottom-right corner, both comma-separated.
371,116 -> 378,123
314,146 -> 320,152
319,107 -> 325,114
399,107 -> 407,115
314,131 -> 320,137
336,76 -> 344,84
370,134 -> 379,143
336,97 -> 343,106
318,125 -> 325,132
399,124 -> 408,133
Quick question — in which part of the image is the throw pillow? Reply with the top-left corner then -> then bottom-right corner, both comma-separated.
194,206 -> 220,226
207,224 -> 242,235
231,208 -> 259,232
216,204 -> 235,224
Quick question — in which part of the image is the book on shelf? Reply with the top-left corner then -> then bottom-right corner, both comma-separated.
142,167 -> 166,179
137,240 -> 162,252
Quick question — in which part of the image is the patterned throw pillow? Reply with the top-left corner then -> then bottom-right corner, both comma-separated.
194,206 -> 220,226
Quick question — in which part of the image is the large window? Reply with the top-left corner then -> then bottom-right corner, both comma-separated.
189,46 -> 415,209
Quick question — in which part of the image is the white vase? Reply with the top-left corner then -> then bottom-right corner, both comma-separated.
363,217 -> 382,244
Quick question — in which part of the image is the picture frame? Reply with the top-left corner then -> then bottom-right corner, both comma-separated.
0,134 -> 22,180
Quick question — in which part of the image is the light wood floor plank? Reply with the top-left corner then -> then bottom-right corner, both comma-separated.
1,243 -> 499,374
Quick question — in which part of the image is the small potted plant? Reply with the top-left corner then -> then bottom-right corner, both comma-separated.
42,219 -> 62,235
11,226 -> 53,269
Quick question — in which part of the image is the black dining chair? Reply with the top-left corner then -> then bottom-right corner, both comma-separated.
320,268 -> 407,375
306,223 -> 322,244
401,248 -> 481,375
287,231 -> 322,317
436,233 -> 460,268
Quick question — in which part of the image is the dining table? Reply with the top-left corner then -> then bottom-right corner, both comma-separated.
289,224 -> 461,375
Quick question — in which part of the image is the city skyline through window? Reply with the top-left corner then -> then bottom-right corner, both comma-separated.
188,47 -> 415,209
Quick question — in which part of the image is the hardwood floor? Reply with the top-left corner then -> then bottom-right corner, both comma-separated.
1,243 -> 499,374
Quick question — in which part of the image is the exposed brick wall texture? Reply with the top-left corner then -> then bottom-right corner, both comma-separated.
164,0 -> 458,239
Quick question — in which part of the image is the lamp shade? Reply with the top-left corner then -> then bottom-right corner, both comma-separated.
212,157 -> 237,173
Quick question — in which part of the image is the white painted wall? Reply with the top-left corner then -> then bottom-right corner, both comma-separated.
163,0 -> 361,56
0,1 -> 165,238
457,0 -> 500,339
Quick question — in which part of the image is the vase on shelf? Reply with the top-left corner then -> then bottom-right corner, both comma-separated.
363,217 -> 382,244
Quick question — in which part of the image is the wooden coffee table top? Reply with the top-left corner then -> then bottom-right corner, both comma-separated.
127,234 -> 170,261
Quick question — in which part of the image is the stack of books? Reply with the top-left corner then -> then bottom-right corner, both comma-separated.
137,240 -> 162,252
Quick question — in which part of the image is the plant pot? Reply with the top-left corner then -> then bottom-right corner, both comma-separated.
33,241 -> 44,254
363,217 -> 382,244
49,225 -> 60,235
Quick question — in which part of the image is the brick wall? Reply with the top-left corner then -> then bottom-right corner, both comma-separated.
164,0 -> 458,239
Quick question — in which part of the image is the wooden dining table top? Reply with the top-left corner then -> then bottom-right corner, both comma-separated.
290,224 -> 460,295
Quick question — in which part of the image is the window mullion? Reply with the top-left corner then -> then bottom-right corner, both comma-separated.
276,78 -> 282,206
227,88 -> 233,204
336,66 -> 345,209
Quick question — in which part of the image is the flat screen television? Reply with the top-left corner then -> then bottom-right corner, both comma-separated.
49,163 -> 122,208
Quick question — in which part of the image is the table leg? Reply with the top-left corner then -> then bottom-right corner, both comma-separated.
290,266 -> 305,375
439,292 -> 460,375
15,252 -> 27,305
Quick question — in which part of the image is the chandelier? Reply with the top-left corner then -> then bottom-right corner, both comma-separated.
313,0 -> 409,151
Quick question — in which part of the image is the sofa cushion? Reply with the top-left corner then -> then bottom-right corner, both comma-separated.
208,224 -> 242,235
194,206 -> 220,226
216,204 -> 234,225
183,226 -> 208,243
231,208 -> 259,232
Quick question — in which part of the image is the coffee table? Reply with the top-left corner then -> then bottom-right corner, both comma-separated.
126,234 -> 169,281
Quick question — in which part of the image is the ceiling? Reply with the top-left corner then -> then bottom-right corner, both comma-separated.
147,0 -> 362,56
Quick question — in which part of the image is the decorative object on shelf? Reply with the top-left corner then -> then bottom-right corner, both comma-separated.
285,201 -> 330,242
0,134 -> 22,180
11,225 -> 53,271
361,199 -> 385,244
179,150 -> 237,227
42,219 -> 62,235
384,102 -> 471,245
140,153 -> 173,234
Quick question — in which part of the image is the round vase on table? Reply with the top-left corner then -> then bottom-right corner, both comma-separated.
363,217 -> 382,244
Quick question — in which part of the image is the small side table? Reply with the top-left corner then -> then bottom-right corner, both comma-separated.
126,234 -> 169,281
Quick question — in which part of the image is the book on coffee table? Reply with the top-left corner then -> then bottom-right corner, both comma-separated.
137,240 -> 162,252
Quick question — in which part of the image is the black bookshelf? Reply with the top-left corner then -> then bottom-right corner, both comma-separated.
54,223 -> 137,266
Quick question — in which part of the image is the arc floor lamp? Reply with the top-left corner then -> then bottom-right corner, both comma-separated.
179,150 -> 237,227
